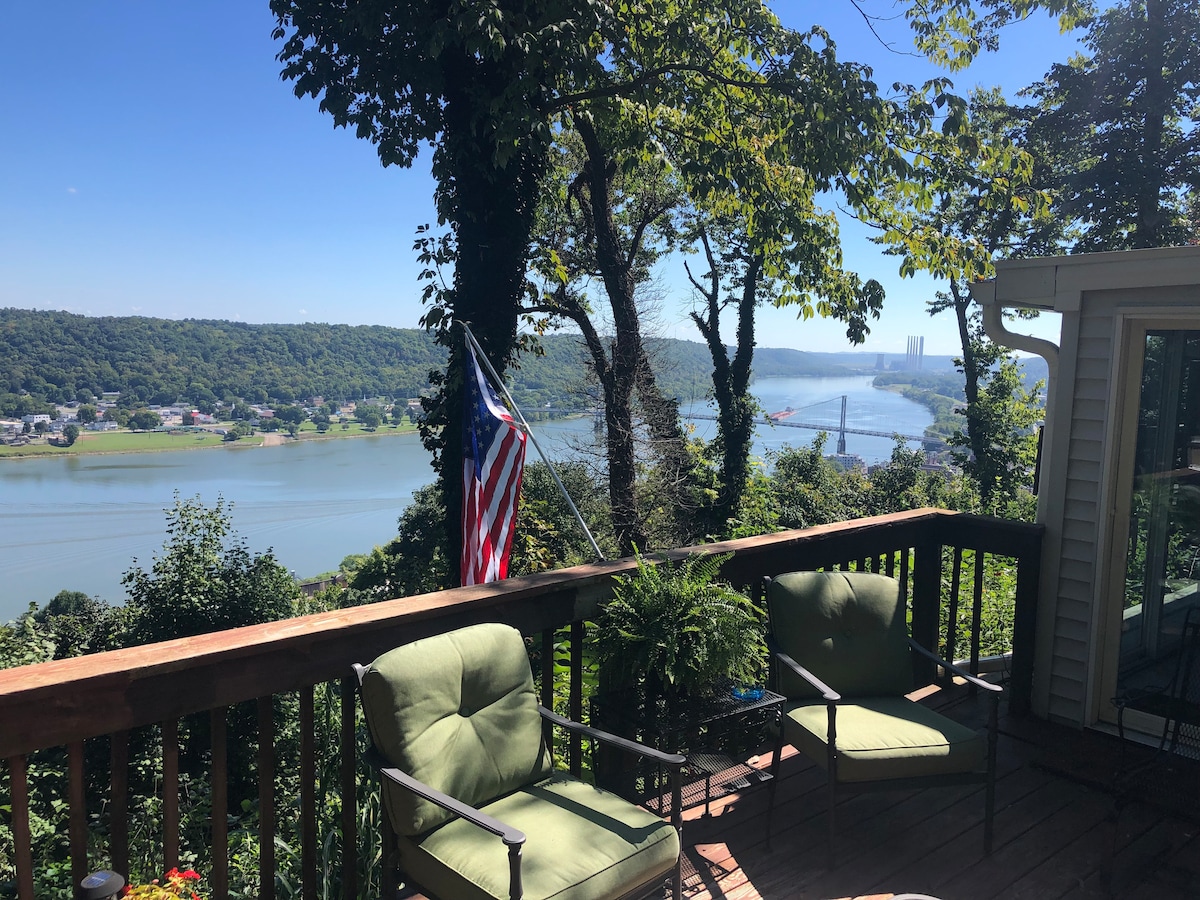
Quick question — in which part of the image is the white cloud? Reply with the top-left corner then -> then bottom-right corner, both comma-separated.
66,187 -> 77,194
298,308 -> 308,316
131,306 -> 142,312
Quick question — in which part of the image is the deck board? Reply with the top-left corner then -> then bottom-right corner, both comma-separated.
396,684 -> 1200,899
678,685 -> 1200,899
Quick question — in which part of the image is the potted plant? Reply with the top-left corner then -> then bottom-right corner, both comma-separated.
590,551 -> 766,717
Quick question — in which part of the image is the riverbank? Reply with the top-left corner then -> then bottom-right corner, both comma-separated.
0,422 -> 421,459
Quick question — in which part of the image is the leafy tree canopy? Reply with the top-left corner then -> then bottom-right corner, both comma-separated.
122,494 -> 300,643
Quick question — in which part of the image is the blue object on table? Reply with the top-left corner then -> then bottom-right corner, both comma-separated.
731,685 -> 764,701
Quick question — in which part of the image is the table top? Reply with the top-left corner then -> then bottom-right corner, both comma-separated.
591,682 -> 785,732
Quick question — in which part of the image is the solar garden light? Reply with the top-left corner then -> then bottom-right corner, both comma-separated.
80,870 -> 125,900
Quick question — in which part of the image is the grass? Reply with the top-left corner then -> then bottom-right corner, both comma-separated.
0,422 -> 422,458
0,431 -> 229,457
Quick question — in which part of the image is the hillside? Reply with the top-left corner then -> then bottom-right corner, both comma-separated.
0,307 -> 974,411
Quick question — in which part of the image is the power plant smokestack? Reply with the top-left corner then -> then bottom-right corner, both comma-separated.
905,336 -> 925,370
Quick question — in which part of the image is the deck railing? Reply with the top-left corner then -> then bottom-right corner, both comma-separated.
0,508 -> 1042,900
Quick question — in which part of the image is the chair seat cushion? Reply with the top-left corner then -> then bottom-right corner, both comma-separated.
397,771 -> 680,900
782,696 -> 986,783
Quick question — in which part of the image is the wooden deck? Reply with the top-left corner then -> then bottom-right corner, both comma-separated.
678,684 -> 1200,900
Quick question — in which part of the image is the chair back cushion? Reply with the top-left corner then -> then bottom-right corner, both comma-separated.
360,622 -> 552,835
767,571 -> 913,699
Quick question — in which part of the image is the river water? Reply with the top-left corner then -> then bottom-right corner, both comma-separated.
0,376 -> 931,620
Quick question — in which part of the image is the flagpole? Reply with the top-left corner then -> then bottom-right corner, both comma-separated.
460,322 -> 606,562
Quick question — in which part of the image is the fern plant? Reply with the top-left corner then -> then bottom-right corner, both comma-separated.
590,552 -> 766,699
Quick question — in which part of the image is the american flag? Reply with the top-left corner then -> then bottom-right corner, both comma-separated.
461,340 -> 527,585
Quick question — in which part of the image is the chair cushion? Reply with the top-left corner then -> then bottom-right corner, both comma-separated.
360,623 -> 552,835
397,771 -> 680,900
768,572 -> 913,699
782,696 -> 986,782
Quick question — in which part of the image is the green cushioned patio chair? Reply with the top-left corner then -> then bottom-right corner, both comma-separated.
354,622 -> 684,900
763,572 -> 1001,867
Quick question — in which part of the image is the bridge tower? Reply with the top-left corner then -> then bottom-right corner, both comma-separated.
837,395 -> 847,454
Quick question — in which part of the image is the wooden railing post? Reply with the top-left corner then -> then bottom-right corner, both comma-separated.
69,740 -> 86,899
162,720 -> 179,873
109,731 -> 130,879
911,533 -> 943,685
1010,533 -> 1043,716
8,755 -> 34,900
257,697 -> 276,900
540,628 -> 555,752
211,709 -> 229,900
340,676 -> 357,900
299,687 -> 317,900
569,620 -> 584,778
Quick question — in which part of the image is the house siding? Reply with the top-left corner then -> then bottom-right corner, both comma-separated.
1048,300 -> 1112,723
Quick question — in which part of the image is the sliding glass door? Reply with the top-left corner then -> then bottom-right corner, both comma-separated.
1115,330 -> 1200,700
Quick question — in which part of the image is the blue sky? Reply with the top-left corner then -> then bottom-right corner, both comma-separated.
0,3 -> 1083,356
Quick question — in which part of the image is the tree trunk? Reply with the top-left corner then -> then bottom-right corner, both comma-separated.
692,238 -> 761,535
431,60 -> 547,583
575,114 -> 651,556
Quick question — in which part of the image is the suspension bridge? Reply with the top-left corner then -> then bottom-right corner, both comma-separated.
691,394 -> 944,453
542,394 -> 946,453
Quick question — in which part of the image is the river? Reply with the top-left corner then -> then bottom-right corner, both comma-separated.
0,376 -> 932,620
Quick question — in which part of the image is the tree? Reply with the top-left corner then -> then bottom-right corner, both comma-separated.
529,128 -> 694,555
274,0 -> 598,578
274,0 -> 899,572
349,484 -> 450,600
1023,0 -> 1200,250
60,423 -> 80,446
274,0 -> 1082,573
31,590 -> 122,660
229,401 -> 254,422
873,89 -> 1058,513
76,404 -> 97,424
354,404 -> 384,430
128,410 -> 162,431
274,404 -> 307,426
948,360 -> 1041,515
122,493 -> 300,642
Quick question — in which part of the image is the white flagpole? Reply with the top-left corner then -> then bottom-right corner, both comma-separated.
460,322 -> 606,562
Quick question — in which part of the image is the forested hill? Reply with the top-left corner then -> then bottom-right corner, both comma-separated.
0,307 -> 946,410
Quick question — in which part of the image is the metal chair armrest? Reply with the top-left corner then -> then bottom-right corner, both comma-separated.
769,640 -> 840,703
364,746 -> 526,847
908,638 -> 1003,694
538,706 -> 686,768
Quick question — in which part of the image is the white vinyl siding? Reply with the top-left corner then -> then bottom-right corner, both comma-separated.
1047,301 -> 1111,722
